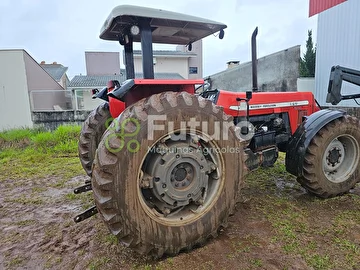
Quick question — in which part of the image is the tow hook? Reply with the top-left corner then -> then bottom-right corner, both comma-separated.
73,180 -> 98,222
74,182 -> 92,194
74,206 -> 98,223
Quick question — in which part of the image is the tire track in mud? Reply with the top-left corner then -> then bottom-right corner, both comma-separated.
0,175 -> 99,269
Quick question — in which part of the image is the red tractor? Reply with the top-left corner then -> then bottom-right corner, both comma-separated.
75,5 -> 360,257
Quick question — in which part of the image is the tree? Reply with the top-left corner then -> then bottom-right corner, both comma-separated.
300,30 -> 316,77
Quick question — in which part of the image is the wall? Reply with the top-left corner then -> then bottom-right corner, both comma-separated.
24,53 -> 64,92
315,0 -> 360,107
208,46 -> 300,92
23,52 -> 67,111
134,56 -> 189,79
177,40 -> 203,79
30,90 -> 72,111
297,78 -> 315,94
59,74 -> 69,89
0,50 -> 33,130
86,52 -> 121,75
32,111 -> 91,131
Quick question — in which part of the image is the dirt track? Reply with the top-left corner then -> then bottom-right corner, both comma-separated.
1,171 -> 360,269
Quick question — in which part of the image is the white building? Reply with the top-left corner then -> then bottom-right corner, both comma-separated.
0,50 -> 66,131
315,0 -> 360,106
68,51 -> 186,111
132,40 -> 203,79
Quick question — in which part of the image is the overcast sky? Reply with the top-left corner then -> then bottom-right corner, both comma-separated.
0,0 -> 317,79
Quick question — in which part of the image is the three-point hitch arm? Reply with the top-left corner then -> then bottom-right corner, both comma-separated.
326,65 -> 360,105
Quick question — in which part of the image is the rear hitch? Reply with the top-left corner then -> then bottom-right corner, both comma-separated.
74,182 -> 92,194
74,206 -> 98,223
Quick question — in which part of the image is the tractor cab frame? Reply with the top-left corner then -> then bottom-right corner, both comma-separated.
100,5 -> 226,80
96,5 -> 226,112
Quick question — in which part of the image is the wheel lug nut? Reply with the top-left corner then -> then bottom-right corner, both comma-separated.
163,208 -> 171,217
162,184 -> 167,188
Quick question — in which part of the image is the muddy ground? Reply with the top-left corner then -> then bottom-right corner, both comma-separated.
1,167 -> 360,270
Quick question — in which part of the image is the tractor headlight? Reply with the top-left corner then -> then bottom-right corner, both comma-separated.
130,25 -> 140,35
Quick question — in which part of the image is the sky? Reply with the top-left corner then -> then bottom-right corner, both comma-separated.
0,0 -> 318,79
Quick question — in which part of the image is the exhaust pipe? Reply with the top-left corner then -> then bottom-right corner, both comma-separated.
251,27 -> 258,92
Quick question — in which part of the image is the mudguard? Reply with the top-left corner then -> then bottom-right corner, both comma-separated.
107,79 -> 136,101
285,109 -> 346,177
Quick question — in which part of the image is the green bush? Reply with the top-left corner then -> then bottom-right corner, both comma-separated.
0,127 -> 44,149
0,125 -> 81,154
0,125 -> 83,180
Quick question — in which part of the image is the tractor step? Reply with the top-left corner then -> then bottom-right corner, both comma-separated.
74,206 -> 98,223
74,182 -> 92,194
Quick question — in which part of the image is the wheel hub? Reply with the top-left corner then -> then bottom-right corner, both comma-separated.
171,163 -> 193,188
141,136 -> 218,214
322,135 -> 359,183
323,139 -> 345,172
328,148 -> 342,166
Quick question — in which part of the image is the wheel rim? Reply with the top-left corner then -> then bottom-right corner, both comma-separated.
322,134 -> 359,183
138,131 -> 224,226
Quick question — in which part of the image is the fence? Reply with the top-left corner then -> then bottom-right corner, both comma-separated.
29,89 -> 104,130
29,89 -> 103,112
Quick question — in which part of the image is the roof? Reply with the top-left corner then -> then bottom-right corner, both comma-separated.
133,50 -> 196,57
68,72 -> 184,88
40,64 -> 68,81
100,5 -> 226,44
309,0 -> 347,16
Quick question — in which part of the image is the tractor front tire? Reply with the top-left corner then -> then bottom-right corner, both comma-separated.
92,92 -> 246,257
298,115 -> 360,198
78,103 -> 112,176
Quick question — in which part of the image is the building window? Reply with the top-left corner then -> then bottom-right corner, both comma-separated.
189,67 -> 198,74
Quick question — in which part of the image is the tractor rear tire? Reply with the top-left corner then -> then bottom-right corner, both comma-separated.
92,92 -> 246,257
298,115 -> 360,198
78,103 -> 112,176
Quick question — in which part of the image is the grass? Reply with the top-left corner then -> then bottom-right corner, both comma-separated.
6,255 -> 25,267
250,258 -> 263,267
0,125 -> 83,181
0,127 -> 42,147
14,219 -> 37,227
242,155 -> 360,270
88,257 -> 111,270
4,196 -> 44,205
